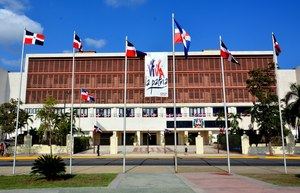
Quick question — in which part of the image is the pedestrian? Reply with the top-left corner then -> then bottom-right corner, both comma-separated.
96,144 -> 100,156
185,145 -> 188,155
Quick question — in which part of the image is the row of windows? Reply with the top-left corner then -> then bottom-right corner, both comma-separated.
26,88 -> 255,104
28,56 -> 273,73
27,72 -> 251,89
25,106 -> 251,117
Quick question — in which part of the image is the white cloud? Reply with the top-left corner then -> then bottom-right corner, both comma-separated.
0,0 -> 28,13
105,0 -> 146,7
0,9 -> 43,45
84,38 -> 106,49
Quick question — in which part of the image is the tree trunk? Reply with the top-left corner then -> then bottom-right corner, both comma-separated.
49,129 -> 52,156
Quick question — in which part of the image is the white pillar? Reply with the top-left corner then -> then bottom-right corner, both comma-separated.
24,134 -> 32,155
196,132 -> 204,154
241,134 -> 250,155
110,131 -> 118,154
184,131 -> 189,145
136,131 -> 141,146
160,131 -> 165,146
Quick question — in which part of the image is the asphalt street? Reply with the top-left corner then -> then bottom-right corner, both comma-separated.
1,158 -> 299,167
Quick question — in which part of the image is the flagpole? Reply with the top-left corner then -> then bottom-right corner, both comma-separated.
123,36 -> 128,173
12,29 -> 26,175
172,13 -> 178,173
272,32 -> 287,174
69,31 -> 76,174
219,36 -> 231,174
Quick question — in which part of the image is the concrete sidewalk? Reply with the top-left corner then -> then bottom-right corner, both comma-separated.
0,172 -> 300,193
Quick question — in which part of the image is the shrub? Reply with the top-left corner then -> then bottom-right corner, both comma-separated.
218,134 -> 241,152
31,154 -> 66,180
74,136 -> 90,153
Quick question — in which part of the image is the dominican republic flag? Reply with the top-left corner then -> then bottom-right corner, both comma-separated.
272,33 -> 281,56
23,30 -> 45,45
126,41 -> 147,58
87,95 -> 95,103
73,34 -> 82,51
220,41 -> 239,64
81,88 -> 89,101
93,124 -> 102,133
174,19 -> 191,59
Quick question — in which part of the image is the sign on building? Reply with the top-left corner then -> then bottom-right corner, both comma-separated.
193,118 -> 204,128
144,53 -> 168,97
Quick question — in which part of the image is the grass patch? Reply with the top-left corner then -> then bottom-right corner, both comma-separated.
242,174 -> 300,186
0,173 -> 117,190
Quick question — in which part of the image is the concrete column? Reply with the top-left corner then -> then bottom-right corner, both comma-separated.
136,131 -> 141,146
110,131 -> 118,154
66,134 -> 73,154
160,131 -> 165,146
196,132 -> 204,154
184,131 -> 189,145
24,134 -> 32,155
241,134 -> 250,155
178,132 -> 184,145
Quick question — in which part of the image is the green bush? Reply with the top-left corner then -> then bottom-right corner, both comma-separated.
218,134 -> 241,152
31,154 -> 66,180
74,136 -> 90,153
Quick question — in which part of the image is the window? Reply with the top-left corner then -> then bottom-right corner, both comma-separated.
166,121 -> 193,128
25,108 -> 40,115
96,108 -> 111,117
189,107 -> 205,117
54,108 -> 64,115
119,108 -> 135,117
166,107 -> 181,117
74,108 -> 88,117
236,106 -> 251,116
142,108 -> 158,117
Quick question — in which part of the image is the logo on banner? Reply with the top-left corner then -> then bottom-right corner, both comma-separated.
145,53 -> 168,97
193,118 -> 204,128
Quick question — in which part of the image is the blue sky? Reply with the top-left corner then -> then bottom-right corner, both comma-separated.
0,0 -> 299,71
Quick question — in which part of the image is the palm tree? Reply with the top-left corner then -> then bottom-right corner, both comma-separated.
282,83 -> 300,140
36,97 -> 57,156
228,113 -> 242,135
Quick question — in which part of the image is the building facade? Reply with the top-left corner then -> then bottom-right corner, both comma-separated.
3,50 -> 299,146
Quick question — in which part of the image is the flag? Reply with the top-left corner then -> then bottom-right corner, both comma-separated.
126,41 -> 146,58
220,40 -> 239,64
23,30 -> 45,46
93,124 -> 102,133
73,34 -> 82,51
174,19 -> 191,58
81,88 -> 89,101
272,34 -> 281,56
87,95 -> 95,103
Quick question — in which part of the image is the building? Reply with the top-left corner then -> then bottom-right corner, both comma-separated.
3,50 -> 300,146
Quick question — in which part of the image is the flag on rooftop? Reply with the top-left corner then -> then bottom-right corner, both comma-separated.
73,34 -> 82,51
126,41 -> 147,58
174,19 -> 191,58
24,30 -> 45,46
220,40 -> 239,64
272,33 -> 281,56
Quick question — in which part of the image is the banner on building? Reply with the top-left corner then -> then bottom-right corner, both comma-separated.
193,118 -> 204,128
145,53 -> 168,97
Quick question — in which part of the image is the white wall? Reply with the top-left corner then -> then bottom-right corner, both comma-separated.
7,72 -> 26,102
0,68 -> 8,104
277,69 -> 297,100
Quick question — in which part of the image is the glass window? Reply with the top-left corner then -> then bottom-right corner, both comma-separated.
74,108 -> 88,117
142,108 -> 158,117
96,108 -> 111,117
166,107 -> 181,117
189,107 -> 205,117
119,108 -> 135,117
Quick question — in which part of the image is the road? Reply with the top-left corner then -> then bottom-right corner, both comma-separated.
1,158 -> 299,167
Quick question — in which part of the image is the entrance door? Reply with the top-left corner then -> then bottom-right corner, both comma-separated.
142,132 -> 157,145
164,133 -> 178,145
